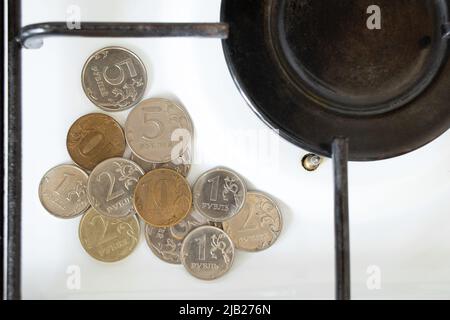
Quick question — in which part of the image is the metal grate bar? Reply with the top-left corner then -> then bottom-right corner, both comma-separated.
7,0 -> 23,301
20,22 -> 230,48
333,138 -> 351,300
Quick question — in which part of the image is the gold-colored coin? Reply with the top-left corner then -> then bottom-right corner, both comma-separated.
134,168 -> 192,227
67,113 -> 126,171
78,207 -> 140,262
222,191 -> 282,252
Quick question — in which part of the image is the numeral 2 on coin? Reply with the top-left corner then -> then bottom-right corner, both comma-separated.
97,172 -> 124,202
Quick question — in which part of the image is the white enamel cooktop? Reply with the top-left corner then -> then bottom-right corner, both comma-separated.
19,0 -> 450,299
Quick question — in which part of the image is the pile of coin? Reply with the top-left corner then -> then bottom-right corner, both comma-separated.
38,46 -> 283,280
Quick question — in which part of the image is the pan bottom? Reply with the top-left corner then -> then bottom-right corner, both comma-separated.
272,0 -> 448,115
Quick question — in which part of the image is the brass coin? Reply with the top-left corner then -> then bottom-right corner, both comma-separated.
79,207 -> 140,262
222,191 -> 282,252
67,113 -> 126,171
134,168 -> 192,227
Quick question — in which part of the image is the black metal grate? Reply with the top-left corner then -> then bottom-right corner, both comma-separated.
5,0 -> 350,300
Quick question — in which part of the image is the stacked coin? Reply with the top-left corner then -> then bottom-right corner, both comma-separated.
40,46 -> 150,263
38,46 -> 283,281
185,168 -> 283,280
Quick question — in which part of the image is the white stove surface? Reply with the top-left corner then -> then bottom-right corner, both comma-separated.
20,0 -> 450,299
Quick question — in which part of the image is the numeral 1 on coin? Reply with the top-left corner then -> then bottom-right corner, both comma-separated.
195,234 -> 207,261
208,175 -> 220,202
54,173 -> 74,200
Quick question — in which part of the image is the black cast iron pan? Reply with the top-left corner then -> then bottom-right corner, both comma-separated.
14,0 -> 450,301
221,0 -> 450,161
220,0 -> 450,300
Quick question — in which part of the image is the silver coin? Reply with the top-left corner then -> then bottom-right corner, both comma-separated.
125,98 -> 194,163
222,191 -> 283,252
38,164 -> 90,219
82,46 -> 147,112
130,147 -> 191,177
144,211 -> 208,264
87,158 -> 144,218
193,167 -> 247,222
181,226 -> 235,280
